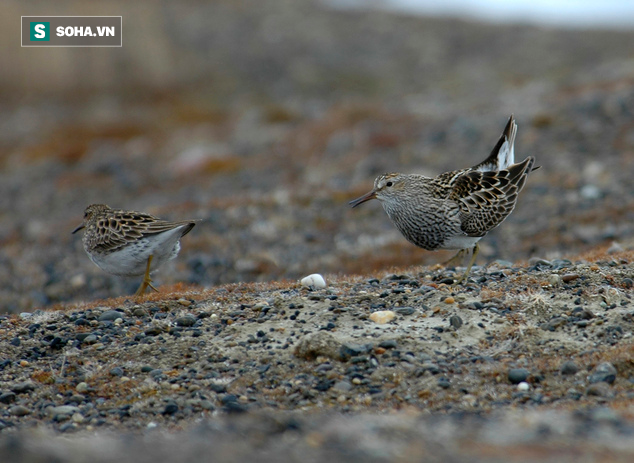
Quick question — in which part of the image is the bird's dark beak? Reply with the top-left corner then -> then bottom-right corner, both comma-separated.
72,224 -> 85,234
349,190 -> 377,208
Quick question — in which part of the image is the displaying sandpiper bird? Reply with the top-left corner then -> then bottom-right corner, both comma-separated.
350,115 -> 537,282
72,204 -> 198,295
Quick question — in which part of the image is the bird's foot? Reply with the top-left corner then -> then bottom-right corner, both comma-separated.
135,255 -> 158,296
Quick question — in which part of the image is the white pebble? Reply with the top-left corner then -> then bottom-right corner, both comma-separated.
517,381 -> 530,391
301,274 -> 326,289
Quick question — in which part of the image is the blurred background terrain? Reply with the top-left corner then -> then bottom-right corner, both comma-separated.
1,0 -> 634,312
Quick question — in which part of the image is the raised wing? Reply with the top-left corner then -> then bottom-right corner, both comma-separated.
471,115 -> 517,172
449,156 -> 535,236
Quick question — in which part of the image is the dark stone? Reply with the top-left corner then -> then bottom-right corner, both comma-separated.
586,382 -> 612,398
560,361 -> 579,376
163,403 -> 179,415
49,337 -> 64,349
315,379 -> 335,391
144,327 -> 163,336
394,307 -> 415,316
209,383 -> 227,393
109,367 -> 124,377
588,362 -> 617,384
419,363 -> 440,375
98,310 -> 124,322
378,339 -> 398,349
508,368 -> 530,384
449,315 -> 463,329
175,316 -> 197,327
339,343 -> 373,361
223,401 -> 247,414
10,338 -> 20,346
11,382 -> 35,394
0,392 -> 16,404
219,394 -> 238,405
437,377 -> 451,389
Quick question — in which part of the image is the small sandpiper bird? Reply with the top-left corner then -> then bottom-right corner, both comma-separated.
350,115 -> 537,282
72,204 -> 198,295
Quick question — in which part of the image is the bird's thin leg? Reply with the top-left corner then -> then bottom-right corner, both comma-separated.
442,249 -> 466,267
135,255 -> 158,296
455,243 -> 479,284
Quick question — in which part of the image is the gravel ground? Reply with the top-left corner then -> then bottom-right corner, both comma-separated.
1,253 -> 633,461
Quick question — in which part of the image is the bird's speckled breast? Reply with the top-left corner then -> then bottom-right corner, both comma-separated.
382,198 -> 464,251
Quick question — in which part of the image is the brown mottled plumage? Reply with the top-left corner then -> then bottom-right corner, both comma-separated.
72,204 -> 198,295
350,115 -> 537,282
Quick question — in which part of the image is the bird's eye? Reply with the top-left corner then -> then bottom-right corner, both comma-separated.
386,181 -> 393,187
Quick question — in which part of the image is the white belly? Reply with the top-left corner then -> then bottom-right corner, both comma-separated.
88,231 -> 184,277
441,235 -> 482,250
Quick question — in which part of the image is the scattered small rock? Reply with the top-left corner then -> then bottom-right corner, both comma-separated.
144,326 -> 163,336
163,403 -> 179,415
508,368 -> 530,384
75,382 -> 89,393
586,382 -> 612,398
333,380 -> 353,392
437,377 -> 451,389
9,405 -> 31,416
560,361 -> 579,376
109,367 -> 124,377
99,310 -> 124,322
46,405 -> 80,417
528,258 -> 551,267
588,362 -> 617,384
294,331 -> 342,361
82,334 -> 98,344
11,382 -> 35,394
449,315 -> 463,329
542,317 -> 566,331
0,392 -> 17,404
378,339 -> 398,349
369,310 -> 396,324
561,273 -> 580,283
394,307 -> 415,316
175,315 -> 197,327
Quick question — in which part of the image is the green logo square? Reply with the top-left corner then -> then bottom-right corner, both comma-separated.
30,22 -> 50,41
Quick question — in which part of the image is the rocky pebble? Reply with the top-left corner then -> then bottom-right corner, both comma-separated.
300,274 -> 327,289
369,310 -> 396,324
508,368 -> 531,385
